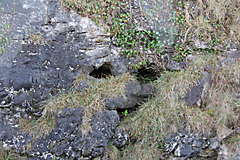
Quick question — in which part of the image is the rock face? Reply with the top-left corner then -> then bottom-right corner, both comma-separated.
0,0 -> 158,159
0,0 -> 132,115
218,50 -> 240,68
0,80 -> 154,159
28,108 -> 120,160
0,0 -> 183,114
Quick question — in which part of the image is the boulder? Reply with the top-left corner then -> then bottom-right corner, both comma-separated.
105,81 -> 155,110
184,70 -> 211,107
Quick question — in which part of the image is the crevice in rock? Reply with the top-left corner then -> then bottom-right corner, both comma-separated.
117,106 -> 139,120
89,63 -> 113,79
136,64 -> 159,83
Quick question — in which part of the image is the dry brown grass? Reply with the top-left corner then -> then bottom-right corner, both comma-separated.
102,143 -> 119,159
117,54 -> 240,159
184,0 -> 240,46
19,73 -> 135,139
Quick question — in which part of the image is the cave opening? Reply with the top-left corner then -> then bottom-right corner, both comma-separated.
136,64 -> 159,83
89,63 -> 113,79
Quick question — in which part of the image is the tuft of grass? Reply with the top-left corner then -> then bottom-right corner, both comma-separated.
225,134 -> 240,145
190,0 -> 240,43
103,143 -> 119,159
117,54 -> 240,159
19,73 -> 136,139
222,134 -> 240,159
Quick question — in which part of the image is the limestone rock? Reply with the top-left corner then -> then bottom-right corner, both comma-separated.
164,129 -> 218,159
112,127 -> 129,148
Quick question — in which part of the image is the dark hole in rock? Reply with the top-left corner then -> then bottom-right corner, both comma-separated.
136,64 -> 159,83
89,63 -> 113,79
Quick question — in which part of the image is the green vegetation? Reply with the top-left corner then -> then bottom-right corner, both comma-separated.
0,3 -> 9,55
122,109 -> 128,117
59,0 -> 240,63
60,0 -> 177,68
225,134 -> 240,145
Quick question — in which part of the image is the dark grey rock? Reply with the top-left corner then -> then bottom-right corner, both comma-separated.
235,154 -> 240,160
141,83 -> 156,99
105,81 -> 155,110
209,137 -> 219,150
9,67 -> 33,90
184,85 -> 203,106
125,81 -> 142,97
164,129 -> 220,159
76,81 -> 89,92
184,71 -> 211,107
112,127 -> 128,148
164,141 -> 178,153
30,108 -> 119,159
0,87 -> 8,100
0,88 -> 10,106
182,137 -> 193,144
13,92 -> 33,108
192,138 -> 203,148
174,143 -> 194,157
